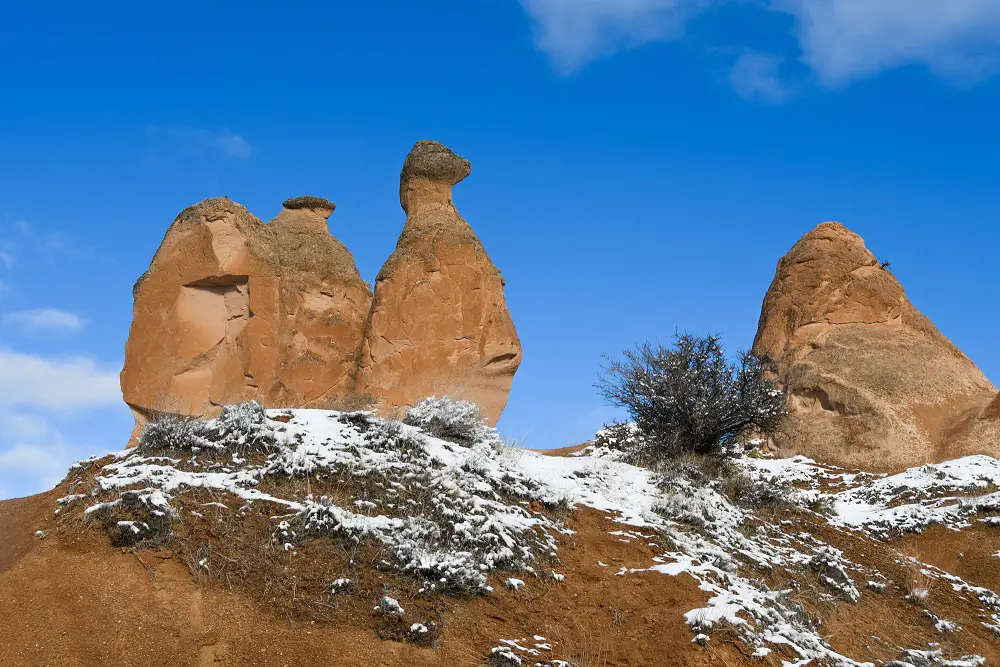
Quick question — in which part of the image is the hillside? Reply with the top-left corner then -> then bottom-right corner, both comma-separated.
2,402 -> 999,666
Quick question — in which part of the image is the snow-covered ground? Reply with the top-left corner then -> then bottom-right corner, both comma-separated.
58,403 -> 1000,667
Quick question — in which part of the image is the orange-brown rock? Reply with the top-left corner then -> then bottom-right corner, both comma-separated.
946,391 -> 1000,461
983,393 -> 1000,421
121,196 -> 371,439
353,141 -> 522,424
752,222 -> 997,471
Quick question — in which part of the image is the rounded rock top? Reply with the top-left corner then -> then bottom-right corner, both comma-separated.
282,196 -> 336,212
401,140 -> 471,185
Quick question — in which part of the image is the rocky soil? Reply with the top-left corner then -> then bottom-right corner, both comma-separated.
2,402 -> 998,667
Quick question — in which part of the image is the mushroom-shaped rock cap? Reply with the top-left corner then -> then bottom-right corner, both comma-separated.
282,196 -> 336,212
401,140 -> 471,186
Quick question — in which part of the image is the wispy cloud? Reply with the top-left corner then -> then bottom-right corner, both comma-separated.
781,0 -> 1000,86
148,125 -> 253,159
0,349 -> 122,411
0,219 -> 100,267
5,308 -> 86,333
0,350 -> 127,499
0,442 -> 68,492
0,411 -> 93,498
519,0 -> 1000,95
520,0 -> 715,73
730,52 -> 792,103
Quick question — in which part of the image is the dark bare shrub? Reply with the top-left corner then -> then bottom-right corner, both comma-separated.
598,334 -> 787,461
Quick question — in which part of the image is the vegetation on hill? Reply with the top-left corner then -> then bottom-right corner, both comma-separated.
598,333 -> 787,462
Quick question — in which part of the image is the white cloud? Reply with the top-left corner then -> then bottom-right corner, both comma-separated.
6,308 -> 86,333
1,413 -> 55,440
520,0 -> 717,72
781,0 -> 1000,85
0,349 -> 128,499
0,442 -> 60,474
0,418 -> 72,498
520,0 -> 1000,89
150,125 -> 253,159
730,52 -> 791,103
0,349 -> 122,411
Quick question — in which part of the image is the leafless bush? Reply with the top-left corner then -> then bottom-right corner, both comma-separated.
598,334 -> 787,461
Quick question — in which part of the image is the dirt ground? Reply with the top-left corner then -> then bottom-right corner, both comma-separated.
0,489 -> 743,667
2,479 -> 999,666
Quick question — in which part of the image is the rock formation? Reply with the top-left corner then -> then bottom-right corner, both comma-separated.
121,196 -> 372,440
122,140 -> 521,439
983,392 -> 1000,421
353,141 -> 522,424
946,391 -> 1000,461
268,197 -> 373,407
752,221 -> 998,471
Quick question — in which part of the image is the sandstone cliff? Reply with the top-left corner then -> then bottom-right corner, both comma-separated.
353,141 -> 522,424
752,222 -> 997,471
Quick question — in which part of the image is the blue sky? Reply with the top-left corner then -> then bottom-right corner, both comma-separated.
2,1 -> 999,499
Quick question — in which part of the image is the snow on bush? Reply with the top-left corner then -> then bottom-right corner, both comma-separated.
487,646 -> 522,666
810,546 -> 860,602
374,595 -> 405,617
67,403 -> 1000,666
86,488 -> 174,547
886,649 -> 985,667
139,402 -> 276,454
404,396 -> 487,445
83,405 -> 562,596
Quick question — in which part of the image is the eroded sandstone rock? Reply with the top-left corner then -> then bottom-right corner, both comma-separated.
353,141 -> 522,424
121,196 -> 372,440
268,197 -> 372,406
983,393 -> 1000,421
752,222 -> 997,471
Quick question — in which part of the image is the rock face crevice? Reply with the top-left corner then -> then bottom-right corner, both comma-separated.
122,141 -> 521,441
753,222 -> 997,471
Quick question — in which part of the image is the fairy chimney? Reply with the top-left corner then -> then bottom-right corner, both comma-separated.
752,222 -> 997,471
353,141 -> 522,424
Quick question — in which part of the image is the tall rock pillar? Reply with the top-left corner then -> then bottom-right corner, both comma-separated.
354,141 -> 522,423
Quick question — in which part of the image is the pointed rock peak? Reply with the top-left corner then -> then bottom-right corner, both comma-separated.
752,220 -> 996,471
798,220 -> 860,242
782,221 -> 881,274
753,221 -> 911,361
282,196 -> 336,217
399,140 -> 471,213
